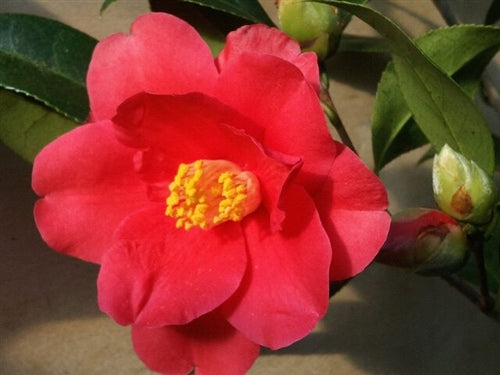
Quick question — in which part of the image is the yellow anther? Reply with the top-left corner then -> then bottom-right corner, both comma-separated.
165,159 -> 261,230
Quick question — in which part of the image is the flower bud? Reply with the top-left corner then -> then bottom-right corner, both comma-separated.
277,0 -> 341,60
433,145 -> 497,224
376,208 -> 468,276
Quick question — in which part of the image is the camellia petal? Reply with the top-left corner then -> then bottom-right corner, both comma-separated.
112,92 -> 300,226
98,208 -> 247,327
32,121 -> 148,263
215,53 -> 336,194
217,24 -> 320,92
87,13 -> 218,121
312,143 -> 390,280
326,209 -> 391,280
222,184 -> 331,349
132,311 -> 260,375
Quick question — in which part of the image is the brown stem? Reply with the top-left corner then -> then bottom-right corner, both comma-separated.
319,68 -> 357,154
473,244 -> 495,311
442,274 -> 499,322
442,274 -> 483,306
441,231 -> 497,321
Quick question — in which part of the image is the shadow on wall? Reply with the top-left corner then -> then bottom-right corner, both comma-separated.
374,0 -> 442,35
0,0 -> 56,19
379,150 -> 435,212
263,262 -> 500,375
0,143 -> 104,349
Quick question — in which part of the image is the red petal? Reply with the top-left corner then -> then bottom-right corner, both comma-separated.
132,311 -> 260,375
32,122 -> 147,263
112,92 -> 299,228
87,13 -> 218,121
217,24 -> 319,92
327,209 -> 391,280
97,208 -> 247,327
222,184 -> 331,350
214,53 -> 336,193
313,143 -> 390,280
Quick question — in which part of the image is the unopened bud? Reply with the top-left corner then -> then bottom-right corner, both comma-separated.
277,0 -> 341,60
433,145 -> 497,224
376,208 -> 468,276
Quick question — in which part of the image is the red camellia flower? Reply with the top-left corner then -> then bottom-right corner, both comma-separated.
32,13 -> 390,375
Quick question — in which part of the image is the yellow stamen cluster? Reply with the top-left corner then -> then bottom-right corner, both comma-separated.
165,159 -> 261,230
213,171 -> 248,225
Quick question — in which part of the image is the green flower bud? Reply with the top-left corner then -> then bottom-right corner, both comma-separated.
433,145 -> 498,224
277,0 -> 341,60
376,208 -> 468,276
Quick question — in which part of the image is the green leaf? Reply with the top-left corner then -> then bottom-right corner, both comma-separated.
372,63 -> 426,170
100,0 -> 118,14
395,59 -> 493,172
372,25 -> 500,172
0,89 -> 77,163
180,0 -> 274,25
485,0 -> 500,25
317,1 -> 495,174
320,0 -> 496,175
0,14 -> 97,122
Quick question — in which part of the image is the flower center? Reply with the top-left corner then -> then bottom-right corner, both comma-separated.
165,159 -> 261,230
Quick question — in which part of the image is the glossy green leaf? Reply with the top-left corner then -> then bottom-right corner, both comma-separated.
372,63 -> 428,170
100,0 -> 118,14
392,60 -> 493,171
0,89 -> 77,163
180,0 -> 274,25
0,14 -> 97,122
318,1 -> 495,174
373,25 -> 500,172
